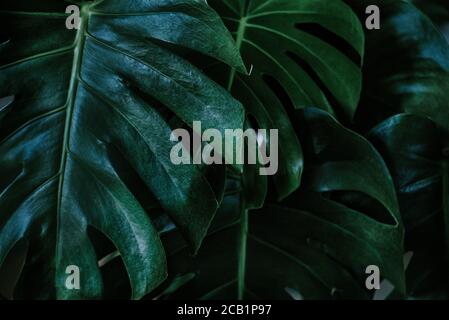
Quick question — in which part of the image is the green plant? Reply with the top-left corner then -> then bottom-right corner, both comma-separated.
159,108 -> 405,299
0,0 -> 244,299
0,0 -> 448,300
347,0 -> 449,299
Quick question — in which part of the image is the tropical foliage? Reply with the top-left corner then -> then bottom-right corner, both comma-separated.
0,0 -> 448,300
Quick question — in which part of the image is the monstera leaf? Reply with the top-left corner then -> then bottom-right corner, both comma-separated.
369,114 -> 449,299
345,0 -> 449,132
0,0 -> 245,299
345,0 -> 449,298
203,0 -> 365,199
413,0 -> 449,41
156,109 -> 405,300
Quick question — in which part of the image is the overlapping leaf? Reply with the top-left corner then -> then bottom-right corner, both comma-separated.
369,114 -> 449,299
345,0 -> 449,132
205,0 -> 364,199
345,0 -> 449,299
0,0 -> 244,299
157,109 -> 405,300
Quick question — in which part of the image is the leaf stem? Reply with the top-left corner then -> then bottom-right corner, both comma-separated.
237,200 -> 248,299
56,3 -> 90,282
226,15 -> 247,91
227,0 -> 250,300
443,161 -> 449,267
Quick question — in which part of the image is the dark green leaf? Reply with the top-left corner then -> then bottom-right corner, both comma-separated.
369,114 -> 449,299
345,0 -> 449,132
207,0 -> 364,199
0,0 -> 244,299
160,109 -> 405,299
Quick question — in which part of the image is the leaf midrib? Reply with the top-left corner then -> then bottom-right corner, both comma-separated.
55,4 -> 90,263
226,0 -> 250,300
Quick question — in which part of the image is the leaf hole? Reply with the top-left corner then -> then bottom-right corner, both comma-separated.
295,23 -> 361,67
285,50 -> 348,122
326,190 -> 397,225
87,226 -> 131,299
105,143 -> 168,224
261,74 -> 300,132
116,74 -> 178,127
246,113 -> 260,131
0,240 -> 28,299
